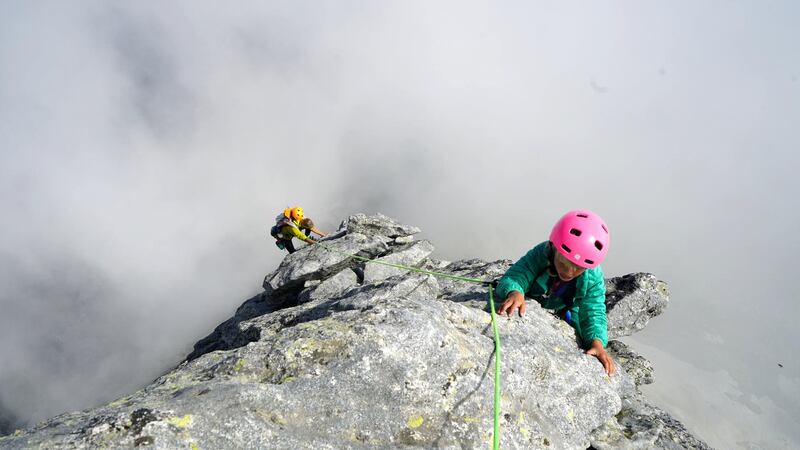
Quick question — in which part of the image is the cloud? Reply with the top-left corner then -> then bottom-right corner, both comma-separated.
632,339 -> 800,449
703,331 -> 725,345
1,2 -> 799,447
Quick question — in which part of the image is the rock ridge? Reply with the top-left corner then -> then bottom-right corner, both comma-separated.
0,213 -> 711,449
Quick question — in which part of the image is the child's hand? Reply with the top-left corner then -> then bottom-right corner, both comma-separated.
585,340 -> 615,376
498,291 -> 526,317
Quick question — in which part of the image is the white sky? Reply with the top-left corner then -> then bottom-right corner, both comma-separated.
1,2 -> 798,448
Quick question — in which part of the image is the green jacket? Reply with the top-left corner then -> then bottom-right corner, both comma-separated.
496,241 -> 608,347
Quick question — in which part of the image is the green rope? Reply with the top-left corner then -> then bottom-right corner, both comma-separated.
488,284 -> 501,449
314,241 -> 502,449
316,242 -> 491,285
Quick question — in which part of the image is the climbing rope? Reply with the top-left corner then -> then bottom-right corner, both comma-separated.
488,283 -> 501,450
315,241 -> 503,450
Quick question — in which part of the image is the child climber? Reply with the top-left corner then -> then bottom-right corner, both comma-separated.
496,210 -> 615,376
270,206 -> 328,254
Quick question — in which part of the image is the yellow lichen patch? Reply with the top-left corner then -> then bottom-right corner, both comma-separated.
271,414 -> 288,426
520,427 -> 530,439
278,375 -> 296,384
463,416 -> 480,423
167,415 -> 193,429
255,409 -> 288,426
273,415 -> 288,426
256,409 -> 288,425
189,442 -> 199,450
233,358 -> 246,372
108,396 -> 131,407
294,317 -> 352,334
286,337 -> 347,364
553,346 -> 564,353
407,415 -> 424,428
457,359 -> 477,372
566,408 -> 574,423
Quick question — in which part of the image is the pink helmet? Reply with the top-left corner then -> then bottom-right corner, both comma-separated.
549,210 -> 610,269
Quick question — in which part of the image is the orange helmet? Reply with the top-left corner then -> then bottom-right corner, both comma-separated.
283,206 -> 304,221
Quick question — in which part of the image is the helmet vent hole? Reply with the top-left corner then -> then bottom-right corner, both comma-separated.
569,228 -> 582,237
585,259 -> 594,265
576,213 -> 588,218
595,241 -> 604,251
601,224 -> 608,233
561,244 -> 572,253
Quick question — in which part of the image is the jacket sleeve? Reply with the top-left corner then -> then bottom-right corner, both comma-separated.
283,225 -> 311,241
576,268 -> 608,348
496,242 -> 549,301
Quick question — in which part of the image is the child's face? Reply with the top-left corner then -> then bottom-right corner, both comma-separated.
554,251 -> 586,281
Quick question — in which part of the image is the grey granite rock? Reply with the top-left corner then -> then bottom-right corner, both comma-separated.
394,235 -> 415,244
607,340 -> 654,387
342,213 -> 421,238
298,268 -> 359,304
1,214 -> 709,450
590,341 -> 712,450
429,258 -> 511,310
591,393 -> 713,450
263,231 -> 389,294
2,272 -> 629,449
362,240 -> 435,283
605,273 -> 670,339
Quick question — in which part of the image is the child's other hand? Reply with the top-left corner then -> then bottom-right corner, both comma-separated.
585,340 -> 615,376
